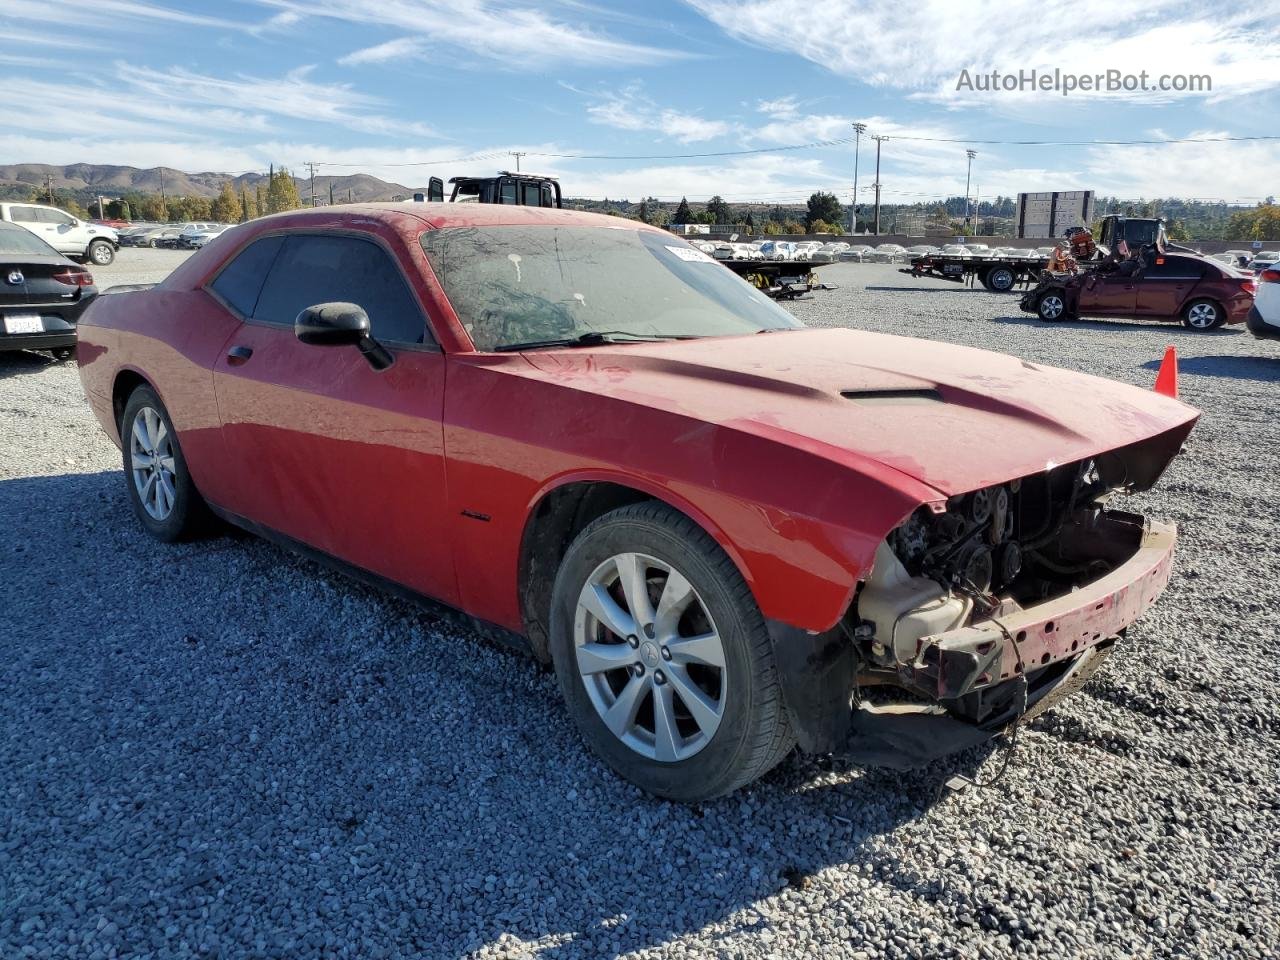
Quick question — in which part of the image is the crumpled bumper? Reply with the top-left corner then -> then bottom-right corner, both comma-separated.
769,517 -> 1176,768
904,518 -> 1175,702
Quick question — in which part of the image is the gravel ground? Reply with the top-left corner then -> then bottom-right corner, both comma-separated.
2,257 -> 1278,959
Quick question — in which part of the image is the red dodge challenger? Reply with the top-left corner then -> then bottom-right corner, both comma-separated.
78,204 -> 1199,800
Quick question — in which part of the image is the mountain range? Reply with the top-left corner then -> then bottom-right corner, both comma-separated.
0,163 -> 422,203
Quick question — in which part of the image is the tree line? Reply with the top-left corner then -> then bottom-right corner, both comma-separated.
3,168 -> 306,224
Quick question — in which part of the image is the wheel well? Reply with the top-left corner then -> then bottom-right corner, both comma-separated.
517,481 -> 657,662
111,371 -> 149,432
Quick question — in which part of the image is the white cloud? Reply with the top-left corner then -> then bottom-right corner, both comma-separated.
258,0 -> 692,68
0,0 -> 243,30
688,0 -> 1280,104
111,63 -> 443,140
338,38 -> 427,66
577,84 -> 735,143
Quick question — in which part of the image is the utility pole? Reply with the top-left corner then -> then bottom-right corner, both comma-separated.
872,136 -> 887,236
510,151 -> 526,173
306,161 -> 318,207
44,174 -> 54,204
850,122 -> 866,234
964,149 -> 977,234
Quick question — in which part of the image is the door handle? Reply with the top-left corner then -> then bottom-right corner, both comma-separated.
226,344 -> 254,365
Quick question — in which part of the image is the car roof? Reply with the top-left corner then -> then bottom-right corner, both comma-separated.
249,201 -> 661,233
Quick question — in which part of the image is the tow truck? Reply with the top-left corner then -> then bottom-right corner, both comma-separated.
422,171 -> 563,207
901,216 -> 1177,292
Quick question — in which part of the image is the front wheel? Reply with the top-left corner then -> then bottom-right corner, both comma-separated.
119,386 -> 210,542
87,240 -> 114,265
1037,291 -> 1067,321
549,502 -> 794,801
1183,299 -> 1224,330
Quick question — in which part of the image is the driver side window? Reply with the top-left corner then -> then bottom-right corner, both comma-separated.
252,234 -> 430,345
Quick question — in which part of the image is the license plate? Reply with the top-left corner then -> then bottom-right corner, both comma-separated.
3,313 -> 42,334
943,263 -> 964,275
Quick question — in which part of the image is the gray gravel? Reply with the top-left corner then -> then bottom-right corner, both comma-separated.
2,258 -> 1278,959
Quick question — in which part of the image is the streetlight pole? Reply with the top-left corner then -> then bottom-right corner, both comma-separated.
872,135 -> 886,236
850,122 -> 866,234
964,149 -> 977,234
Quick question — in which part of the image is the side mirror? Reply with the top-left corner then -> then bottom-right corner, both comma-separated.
294,302 -> 394,371
428,177 -> 444,202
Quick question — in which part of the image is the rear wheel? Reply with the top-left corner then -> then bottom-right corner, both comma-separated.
987,266 -> 1016,292
549,502 -> 794,801
1183,298 -> 1223,330
1037,291 -> 1067,321
119,386 -> 210,542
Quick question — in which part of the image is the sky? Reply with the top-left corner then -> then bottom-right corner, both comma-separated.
3,0 -> 1278,206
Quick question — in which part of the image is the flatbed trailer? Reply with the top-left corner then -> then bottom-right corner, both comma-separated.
719,258 -> 838,300
902,254 -> 1050,292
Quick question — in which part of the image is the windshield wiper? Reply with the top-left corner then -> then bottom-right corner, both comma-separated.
494,330 -> 688,352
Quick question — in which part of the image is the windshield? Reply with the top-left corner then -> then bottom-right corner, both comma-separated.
0,226 -> 58,256
420,225 -> 802,351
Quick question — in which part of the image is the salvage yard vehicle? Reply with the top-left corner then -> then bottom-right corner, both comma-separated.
1021,249 -> 1257,329
430,171 -> 562,208
0,201 -> 118,265
77,203 -> 1199,801
1247,263 -> 1280,340
0,220 -> 96,359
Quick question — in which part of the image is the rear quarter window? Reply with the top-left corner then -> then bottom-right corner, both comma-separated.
208,235 -> 285,318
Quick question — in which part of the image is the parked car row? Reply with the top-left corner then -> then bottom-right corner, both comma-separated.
119,222 -> 234,249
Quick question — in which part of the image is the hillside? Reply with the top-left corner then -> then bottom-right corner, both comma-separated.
0,163 -> 418,203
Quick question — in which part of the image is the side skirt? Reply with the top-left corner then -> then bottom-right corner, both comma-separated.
205,502 -> 533,657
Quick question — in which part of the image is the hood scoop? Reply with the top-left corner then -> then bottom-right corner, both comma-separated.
841,388 -> 945,406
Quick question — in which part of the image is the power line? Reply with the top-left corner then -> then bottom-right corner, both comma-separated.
305,132 -> 1280,169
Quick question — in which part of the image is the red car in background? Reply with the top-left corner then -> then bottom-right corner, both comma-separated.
78,204 -> 1199,800
1022,250 -> 1256,329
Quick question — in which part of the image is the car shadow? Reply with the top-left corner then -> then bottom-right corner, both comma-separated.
864,285 -> 996,294
991,315 -> 1244,337
1139,354 -> 1280,382
3,469 -> 1015,959
0,349 -> 71,379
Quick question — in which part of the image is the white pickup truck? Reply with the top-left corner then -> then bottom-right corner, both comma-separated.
0,201 -> 119,265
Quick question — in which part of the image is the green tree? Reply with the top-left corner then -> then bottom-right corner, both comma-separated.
255,184 -> 265,217
809,219 -> 844,235
673,196 -> 692,224
705,195 -> 732,225
762,221 -> 783,235
136,194 -> 168,221
744,211 -> 755,232
266,168 -> 301,214
104,199 -> 132,220
211,181 -> 241,223
240,187 -> 257,222
637,199 -> 650,224
805,191 -> 843,231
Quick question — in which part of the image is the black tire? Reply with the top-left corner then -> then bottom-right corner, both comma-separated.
1183,298 -> 1224,331
148,239 -> 159,248
87,239 -> 114,266
119,385 -> 210,542
1037,291 -> 1068,321
987,266 -> 1016,292
549,501 -> 794,801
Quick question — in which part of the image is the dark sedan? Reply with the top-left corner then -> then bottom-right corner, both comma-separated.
0,221 -> 97,359
1022,251 -> 1257,330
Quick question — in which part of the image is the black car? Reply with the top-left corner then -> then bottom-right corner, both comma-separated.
0,220 -> 98,359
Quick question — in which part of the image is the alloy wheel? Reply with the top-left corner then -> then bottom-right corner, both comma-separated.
573,551 -> 727,762
1187,302 -> 1218,328
129,406 -> 177,521
1040,294 -> 1065,319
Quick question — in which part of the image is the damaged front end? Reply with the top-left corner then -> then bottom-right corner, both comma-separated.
772,424 -> 1192,769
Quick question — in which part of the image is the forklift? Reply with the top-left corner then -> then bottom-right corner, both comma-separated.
421,171 -> 562,208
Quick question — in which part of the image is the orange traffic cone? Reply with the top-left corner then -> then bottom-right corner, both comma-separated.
1153,346 -> 1178,399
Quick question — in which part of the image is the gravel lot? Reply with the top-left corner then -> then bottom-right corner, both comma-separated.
2,251 -> 1278,959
